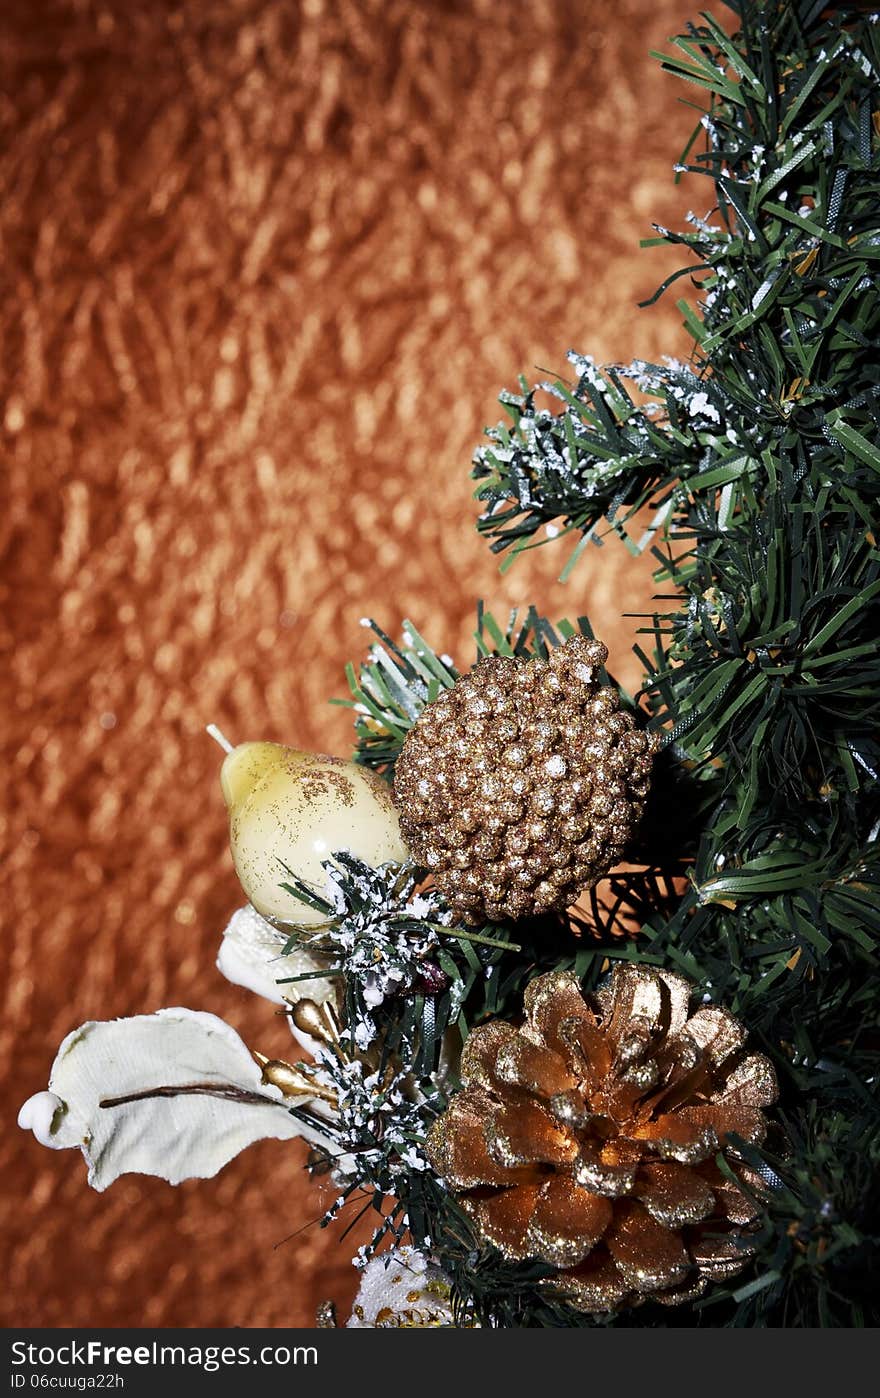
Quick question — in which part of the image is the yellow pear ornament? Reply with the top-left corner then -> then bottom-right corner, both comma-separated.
209,728 -> 409,925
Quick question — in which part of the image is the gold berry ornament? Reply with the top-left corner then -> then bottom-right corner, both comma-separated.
218,740 -> 408,924
392,635 -> 658,922
428,965 -> 777,1312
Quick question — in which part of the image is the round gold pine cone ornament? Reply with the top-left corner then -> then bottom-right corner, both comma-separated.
427,965 -> 777,1312
392,635 -> 658,922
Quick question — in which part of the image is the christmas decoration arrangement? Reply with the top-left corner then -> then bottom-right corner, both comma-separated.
19,1 -> 880,1327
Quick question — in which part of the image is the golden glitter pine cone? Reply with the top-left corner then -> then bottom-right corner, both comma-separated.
427,965 -> 777,1312
392,635 -> 658,923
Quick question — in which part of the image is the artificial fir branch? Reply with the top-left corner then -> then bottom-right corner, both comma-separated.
472,7 -> 880,568
331,1 -> 880,1326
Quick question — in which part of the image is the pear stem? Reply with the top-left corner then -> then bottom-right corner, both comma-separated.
206,723 -> 234,754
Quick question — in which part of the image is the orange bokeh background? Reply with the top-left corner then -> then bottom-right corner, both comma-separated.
1,0 -> 696,1327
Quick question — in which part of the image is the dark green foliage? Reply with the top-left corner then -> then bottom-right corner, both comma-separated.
643,478 -> 880,810
330,2 -> 880,1326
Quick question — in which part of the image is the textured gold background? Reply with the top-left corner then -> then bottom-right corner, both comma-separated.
2,0 -> 694,1327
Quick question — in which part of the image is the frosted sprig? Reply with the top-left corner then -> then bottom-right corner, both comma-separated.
301,1051 -> 437,1265
280,854 -> 454,1051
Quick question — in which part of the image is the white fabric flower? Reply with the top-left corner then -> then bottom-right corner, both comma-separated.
347,1247 -> 459,1328
18,1008 -> 331,1191
217,904 -> 337,1008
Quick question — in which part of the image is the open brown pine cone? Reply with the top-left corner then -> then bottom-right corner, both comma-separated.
427,965 -> 778,1312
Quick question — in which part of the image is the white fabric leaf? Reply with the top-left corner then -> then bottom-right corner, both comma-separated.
217,904 -> 336,1008
18,1008 -> 330,1191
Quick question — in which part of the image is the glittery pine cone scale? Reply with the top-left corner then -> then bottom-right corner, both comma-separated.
392,636 -> 658,923
428,965 -> 777,1312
